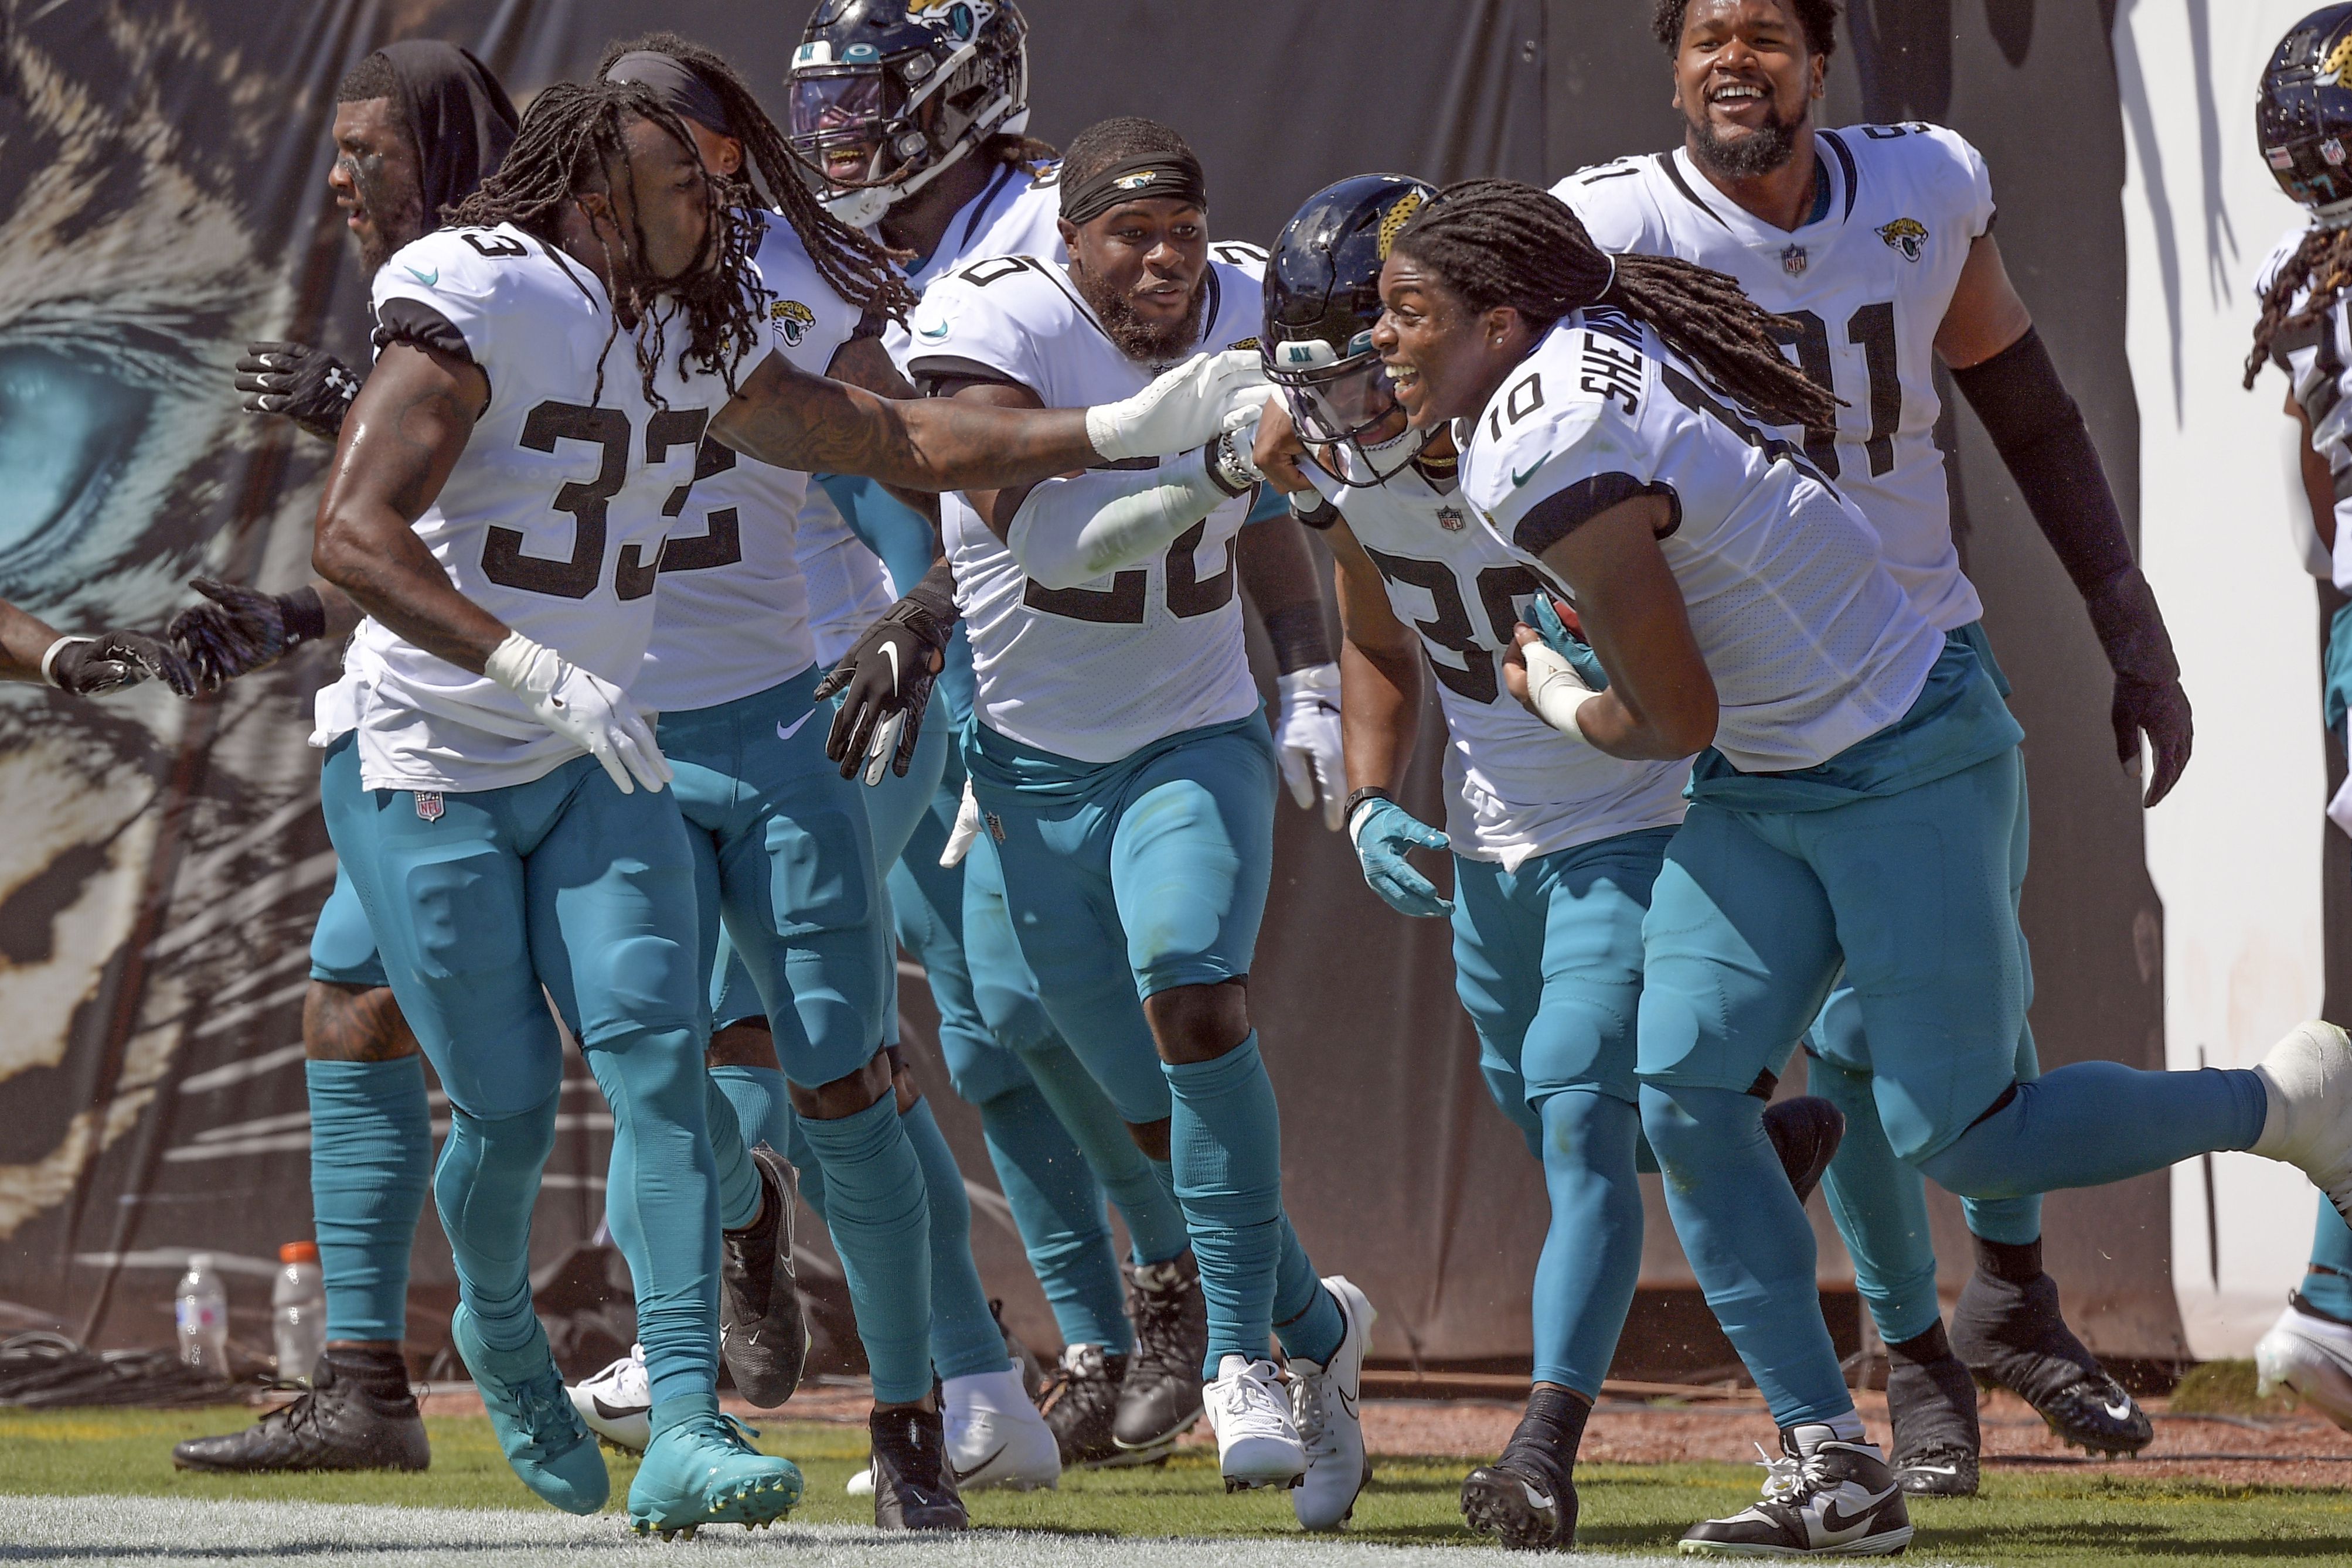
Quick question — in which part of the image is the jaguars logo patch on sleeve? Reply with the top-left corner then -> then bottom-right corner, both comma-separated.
1876,217 -> 1929,263
770,298 -> 817,347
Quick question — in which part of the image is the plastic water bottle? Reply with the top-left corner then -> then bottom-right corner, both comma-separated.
271,1241 -> 326,1382
174,1254 -> 229,1375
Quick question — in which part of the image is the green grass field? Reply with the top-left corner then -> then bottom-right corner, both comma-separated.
5,1406 -> 2350,1564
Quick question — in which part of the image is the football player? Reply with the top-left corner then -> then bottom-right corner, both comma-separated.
901,115 -> 1373,1528
305,79 -> 1260,1530
1378,178 -> 2352,1558
169,42 -> 514,1478
2244,4 -> 2352,1437
1551,0 -> 2191,1488
0,598 -> 188,694
1255,172 -> 1845,1550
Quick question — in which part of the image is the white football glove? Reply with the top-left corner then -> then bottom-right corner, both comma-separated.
1085,350 -> 1270,463
484,630 -> 671,795
1275,663 -> 1346,831
940,777 -> 985,868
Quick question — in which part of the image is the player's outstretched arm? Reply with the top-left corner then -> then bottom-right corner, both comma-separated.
1940,233 -> 2191,806
709,346 -> 1265,494
169,578 -> 363,691
1,597 -> 193,695
1329,517 -> 1449,916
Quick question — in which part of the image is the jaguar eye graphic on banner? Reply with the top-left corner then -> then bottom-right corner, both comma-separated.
0,0 -> 2196,1376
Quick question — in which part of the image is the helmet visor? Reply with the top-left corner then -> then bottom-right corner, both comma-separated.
788,70 -> 898,189
1278,354 -> 1404,448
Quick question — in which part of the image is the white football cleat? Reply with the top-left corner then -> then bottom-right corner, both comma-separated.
2255,1296 -> 2352,1433
2251,1021 -> 2352,1218
1289,1276 -> 1376,1530
566,1343 -> 650,1454
1204,1354 -> 1305,1491
845,1460 -> 875,1496
944,1365 -> 1061,1491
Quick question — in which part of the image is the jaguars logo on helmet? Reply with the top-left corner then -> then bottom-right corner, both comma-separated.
788,0 -> 1030,229
1264,173 -> 1441,488
2261,5 -> 2352,221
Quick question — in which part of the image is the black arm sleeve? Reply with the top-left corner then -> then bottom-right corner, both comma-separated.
1948,326 -> 2135,595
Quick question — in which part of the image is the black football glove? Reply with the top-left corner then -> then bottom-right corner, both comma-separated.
168,578 -> 328,691
2084,565 -> 2192,807
813,561 -> 957,783
234,340 -> 360,442
45,630 -> 196,698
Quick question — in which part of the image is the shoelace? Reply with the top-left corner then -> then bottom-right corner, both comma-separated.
1221,1366 -> 1289,1427
1292,1371 -> 1337,1458
1751,1441 -> 1832,1504
505,1365 -> 584,1453
1129,1273 -> 1193,1378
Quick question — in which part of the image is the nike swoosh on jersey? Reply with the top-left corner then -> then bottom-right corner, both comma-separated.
776,708 -> 817,742
403,265 -> 438,287
592,1394 -> 650,1421
919,322 -> 951,340
1511,461 -> 1546,488
945,1444 -> 1005,1485
1817,1485 -> 1898,1535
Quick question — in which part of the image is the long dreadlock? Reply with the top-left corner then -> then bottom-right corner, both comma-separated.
450,80 -> 764,408
595,32 -> 918,323
2245,223 -> 2352,389
1389,179 -> 1840,431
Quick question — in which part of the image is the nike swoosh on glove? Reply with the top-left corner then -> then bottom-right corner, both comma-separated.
814,582 -> 949,782
1347,796 -> 1451,918
1085,350 -> 1270,464
1275,664 -> 1346,830
234,340 -> 362,444
484,630 -> 670,795
43,630 -> 196,698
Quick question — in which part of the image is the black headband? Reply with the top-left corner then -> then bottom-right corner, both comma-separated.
604,51 -> 732,139
1060,151 -> 1208,226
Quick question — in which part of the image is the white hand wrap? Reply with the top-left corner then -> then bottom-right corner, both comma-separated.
484,630 -> 672,795
1007,446 -> 1234,589
39,636 -> 93,688
1522,640 -> 1600,744
1084,350 -> 1271,463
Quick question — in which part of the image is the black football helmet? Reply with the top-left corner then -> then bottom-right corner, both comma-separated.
788,0 -> 1030,227
2261,5 -> 2352,221
1262,173 -> 1437,487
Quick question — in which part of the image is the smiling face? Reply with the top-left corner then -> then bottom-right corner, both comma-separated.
1374,248 -> 1531,429
327,98 -> 425,274
1061,196 -> 1210,364
1671,0 -> 1825,179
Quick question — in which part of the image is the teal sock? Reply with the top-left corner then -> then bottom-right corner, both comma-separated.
903,1096 -> 1011,1380
798,1091 -> 932,1403
979,1080 -> 1131,1352
586,1029 -> 723,1408
1810,1053 -> 1945,1345
1960,1028 -> 2045,1245
307,1057 -> 431,1343
1017,1037 -> 1191,1267
710,1063 -> 792,1155
434,1093 -> 559,1353
705,1075 -> 763,1233
2307,1199 -> 2352,1322
1163,1032 -> 1288,1374
1529,1088 -> 1645,1397
1271,1220 -> 1340,1366
1917,1064 -> 2269,1197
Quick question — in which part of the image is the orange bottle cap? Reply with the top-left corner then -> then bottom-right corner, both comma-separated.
280,1241 -> 319,1263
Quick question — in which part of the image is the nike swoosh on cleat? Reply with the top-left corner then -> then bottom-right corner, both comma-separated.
591,1395 -> 650,1421
945,1444 -> 1005,1484
2102,1398 -> 2134,1421
1905,1464 -> 1958,1476
776,708 -> 816,741
1520,1482 -> 1555,1511
1818,1486 -> 1898,1535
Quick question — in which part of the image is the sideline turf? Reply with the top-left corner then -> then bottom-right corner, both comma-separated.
4,1406 -> 2348,1563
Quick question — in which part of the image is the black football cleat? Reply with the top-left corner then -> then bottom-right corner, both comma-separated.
1461,1447 -> 1577,1551
1950,1267 -> 2153,1456
1112,1252 -> 1207,1461
172,1347 -> 428,1473
1885,1322 -> 1982,1497
1761,1095 -> 1846,1205
869,1403 -> 968,1531
1039,1342 -> 1128,1467
719,1144 -> 806,1409
1679,1424 -> 1912,1557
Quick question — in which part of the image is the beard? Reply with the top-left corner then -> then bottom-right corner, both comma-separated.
1689,101 -> 1803,180
1073,265 -> 1209,367
352,193 -> 426,275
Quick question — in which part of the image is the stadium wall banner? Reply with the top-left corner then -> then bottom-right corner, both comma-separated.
0,0 -> 2186,1370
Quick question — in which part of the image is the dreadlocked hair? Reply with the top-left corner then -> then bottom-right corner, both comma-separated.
450,79 -> 765,409
1651,0 -> 1840,59
1390,179 -> 1841,430
594,32 -> 917,323
2245,224 -> 2352,389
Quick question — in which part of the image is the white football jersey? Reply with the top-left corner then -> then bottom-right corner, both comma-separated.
2255,222 -> 2352,591
1329,449 -> 1687,867
1461,309 -> 1944,774
633,212 -> 866,714
1557,122 -> 1996,632
908,250 -> 1271,762
354,223 -> 787,792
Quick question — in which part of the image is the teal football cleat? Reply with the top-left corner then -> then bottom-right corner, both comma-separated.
627,1397 -> 805,1537
450,1304 -> 608,1514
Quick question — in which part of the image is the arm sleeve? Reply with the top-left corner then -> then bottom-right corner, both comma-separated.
1948,326 -> 2136,595
1007,451 -> 1237,589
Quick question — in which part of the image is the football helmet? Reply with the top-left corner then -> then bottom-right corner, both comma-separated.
2261,5 -> 2352,223
1262,173 -> 1437,486
788,0 -> 1030,227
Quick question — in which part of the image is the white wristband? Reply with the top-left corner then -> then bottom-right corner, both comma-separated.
482,629 -> 548,694
1522,642 -> 1599,744
40,636 -> 93,688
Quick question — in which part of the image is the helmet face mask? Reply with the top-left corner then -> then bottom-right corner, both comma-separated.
1269,343 -> 1426,486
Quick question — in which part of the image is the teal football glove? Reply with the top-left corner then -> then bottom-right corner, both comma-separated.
1530,594 -> 1608,691
1347,796 -> 1452,918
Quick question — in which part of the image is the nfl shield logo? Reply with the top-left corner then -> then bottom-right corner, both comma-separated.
415,791 -> 445,823
1436,505 -> 1467,533
1781,244 -> 1809,276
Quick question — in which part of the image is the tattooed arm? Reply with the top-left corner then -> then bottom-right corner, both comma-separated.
310,341 -> 508,672
823,335 -> 940,529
